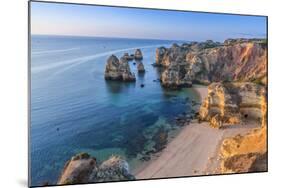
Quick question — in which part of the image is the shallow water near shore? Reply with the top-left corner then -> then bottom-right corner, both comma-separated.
30,35 -> 199,185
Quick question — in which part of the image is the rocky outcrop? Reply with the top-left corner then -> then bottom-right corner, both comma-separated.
137,61 -> 145,73
157,43 -> 191,68
199,82 -> 266,128
196,82 -> 268,173
219,94 -> 267,173
134,49 -> 143,60
90,156 -> 135,182
155,46 -> 167,66
123,53 -> 134,61
104,55 -> 136,82
160,61 -> 192,89
194,40 -> 267,84
220,152 -> 267,173
58,153 -> 135,185
58,153 -> 97,185
156,39 -> 267,88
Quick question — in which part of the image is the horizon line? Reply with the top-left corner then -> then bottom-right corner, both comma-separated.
30,33 -> 267,43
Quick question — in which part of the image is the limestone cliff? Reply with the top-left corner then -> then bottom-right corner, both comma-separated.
160,61 -> 192,88
156,39 -> 267,88
58,153 -> 135,185
104,55 -> 136,82
197,82 -> 267,173
199,82 -> 266,128
219,95 -> 267,173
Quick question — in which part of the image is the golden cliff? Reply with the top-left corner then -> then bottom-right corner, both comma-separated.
199,82 -> 266,128
219,94 -> 267,173
156,39 -> 267,88
198,82 -> 267,173
156,38 -> 268,173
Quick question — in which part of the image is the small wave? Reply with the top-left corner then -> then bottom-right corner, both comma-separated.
31,47 -> 80,56
31,44 -> 169,74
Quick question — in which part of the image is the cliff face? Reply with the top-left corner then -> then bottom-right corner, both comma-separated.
191,41 -> 267,83
160,61 -> 192,88
156,39 -> 267,88
58,153 -> 135,185
197,82 -> 267,173
219,95 -> 267,173
199,82 -> 266,128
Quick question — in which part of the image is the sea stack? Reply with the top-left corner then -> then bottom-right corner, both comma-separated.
134,49 -> 143,60
104,55 -> 136,82
123,53 -> 134,61
137,61 -> 145,73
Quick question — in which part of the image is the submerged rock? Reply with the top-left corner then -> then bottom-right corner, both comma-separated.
104,55 -> 136,82
58,153 -> 135,185
134,49 -> 143,60
152,127 -> 168,152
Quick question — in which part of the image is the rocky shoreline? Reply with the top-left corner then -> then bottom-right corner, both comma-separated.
137,38 -> 267,177
56,38 -> 267,185
137,82 -> 267,178
57,153 -> 135,185
156,39 -> 267,88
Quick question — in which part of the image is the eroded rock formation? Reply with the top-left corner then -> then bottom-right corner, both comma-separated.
219,95 -> 267,173
155,46 -> 167,66
156,39 -> 267,88
199,82 -> 266,128
135,49 -> 143,60
137,61 -> 145,73
160,61 -> 192,88
58,153 -> 135,185
58,153 -> 97,185
123,53 -> 134,61
104,55 -> 136,82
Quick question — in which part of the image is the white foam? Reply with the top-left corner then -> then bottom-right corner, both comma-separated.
31,44 -> 169,74
31,47 -> 81,56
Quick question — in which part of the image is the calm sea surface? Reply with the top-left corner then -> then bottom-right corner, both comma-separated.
30,35 -> 198,186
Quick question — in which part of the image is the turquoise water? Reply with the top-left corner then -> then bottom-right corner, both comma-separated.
30,35 -> 198,186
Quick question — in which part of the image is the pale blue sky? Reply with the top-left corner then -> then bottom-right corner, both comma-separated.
30,1 -> 267,41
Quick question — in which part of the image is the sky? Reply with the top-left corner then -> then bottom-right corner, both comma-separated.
30,1 -> 267,42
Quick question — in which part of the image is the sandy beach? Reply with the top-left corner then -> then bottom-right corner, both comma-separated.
136,85 -> 258,179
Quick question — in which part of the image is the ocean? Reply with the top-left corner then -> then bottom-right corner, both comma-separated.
30,35 -> 199,186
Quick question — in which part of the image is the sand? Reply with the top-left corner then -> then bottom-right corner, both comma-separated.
136,85 -> 258,179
